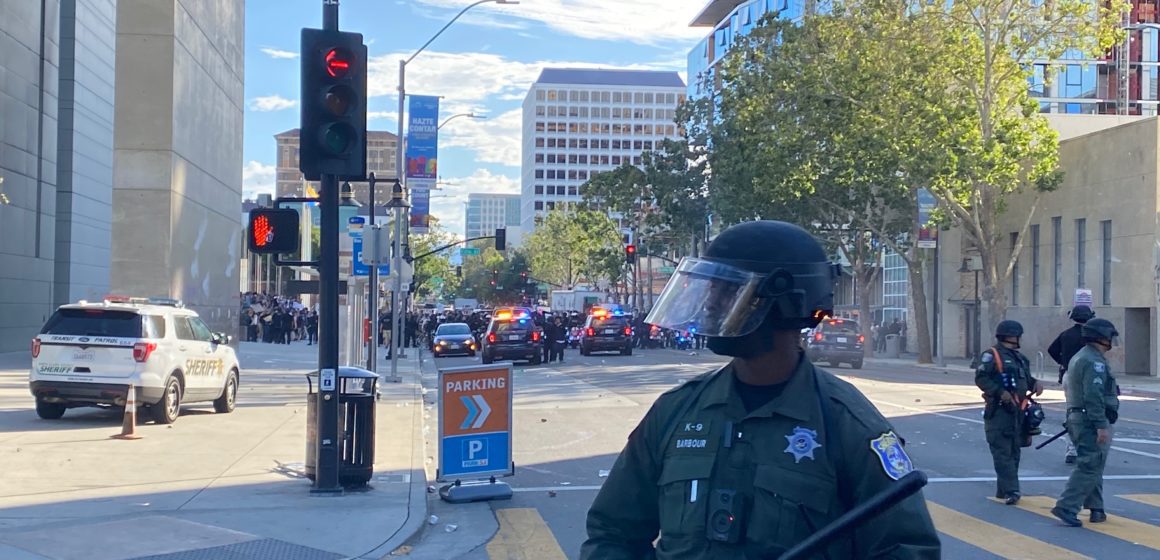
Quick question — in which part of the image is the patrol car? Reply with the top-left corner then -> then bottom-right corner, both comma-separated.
480,308 -> 542,365
579,306 -> 633,356
29,296 -> 241,424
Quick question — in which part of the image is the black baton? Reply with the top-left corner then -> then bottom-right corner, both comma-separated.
1035,428 -> 1069,450
775,470 -> 929,560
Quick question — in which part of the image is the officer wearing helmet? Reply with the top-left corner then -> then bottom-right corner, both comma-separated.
580,221 -> 940,559
1052,318 -> 1121,527
975,319 -> 1045,505
1048,305 -> 1095,464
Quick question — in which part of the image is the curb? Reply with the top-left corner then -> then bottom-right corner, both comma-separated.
361,360 -> 429,560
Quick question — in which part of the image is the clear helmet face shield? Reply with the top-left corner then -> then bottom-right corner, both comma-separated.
644,258 -> 776,338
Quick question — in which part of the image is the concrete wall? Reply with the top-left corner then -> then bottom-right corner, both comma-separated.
111,0 -> 244,338
940,118 -> 1160,376
0,1 -> 61,352
54,0 -> 116,307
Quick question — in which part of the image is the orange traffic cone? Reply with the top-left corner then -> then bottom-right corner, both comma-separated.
111,383 -> 143,440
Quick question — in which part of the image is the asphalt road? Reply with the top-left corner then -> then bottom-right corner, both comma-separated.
411,344 -> 1160,560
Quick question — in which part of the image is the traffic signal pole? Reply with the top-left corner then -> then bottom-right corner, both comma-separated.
314,0 -> 342,495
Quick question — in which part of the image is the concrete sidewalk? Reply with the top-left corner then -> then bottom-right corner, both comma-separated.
0,342 -> 429,560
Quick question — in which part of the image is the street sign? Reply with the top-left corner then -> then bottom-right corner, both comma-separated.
1074,288 -> 1093,307
438,363 -> 513,480
351,238 -> 389,276
348,216 -> 365,238
659,266 -> 676,275
460,247 -> 480,257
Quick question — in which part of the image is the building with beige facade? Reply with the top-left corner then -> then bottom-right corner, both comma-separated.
935,114 -> 1158,377
274,129 -> 398,205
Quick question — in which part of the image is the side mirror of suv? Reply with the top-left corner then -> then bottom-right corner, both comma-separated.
212,333 -> 233,345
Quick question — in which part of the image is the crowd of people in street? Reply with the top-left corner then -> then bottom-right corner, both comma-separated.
239,292 -> 318,345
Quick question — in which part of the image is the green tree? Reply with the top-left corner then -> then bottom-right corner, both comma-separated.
923,0 -> 1126,331
524,209 -> 625,290
408,223 -> 459,300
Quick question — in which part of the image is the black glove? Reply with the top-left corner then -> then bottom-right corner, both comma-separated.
1057,367 -> 1066,385
1107,409 -> 1118,425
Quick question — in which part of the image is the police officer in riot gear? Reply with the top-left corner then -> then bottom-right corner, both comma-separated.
580,221 -> 940,559
1052,318 -> 1121,527
1048,305 -> 1094,464
976,320 -> 1045,505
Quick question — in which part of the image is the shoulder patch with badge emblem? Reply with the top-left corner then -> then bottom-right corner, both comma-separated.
981,352 -> 993,363
870,431 -> 913,481
1094,362 -> 1105,373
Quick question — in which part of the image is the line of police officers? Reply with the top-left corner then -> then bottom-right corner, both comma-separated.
974,305 -> 1121,527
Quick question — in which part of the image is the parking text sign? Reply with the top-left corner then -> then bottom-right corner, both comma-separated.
438,363 -> 513,480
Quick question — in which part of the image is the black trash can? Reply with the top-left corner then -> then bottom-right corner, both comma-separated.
305,367 -> 380,488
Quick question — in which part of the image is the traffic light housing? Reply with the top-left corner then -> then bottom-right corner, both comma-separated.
300,28 -> 367,180
495,228 -> 507,251
456,265 -> 463,278
490,269 -> 499,286
625,244 -> 637,264
248,208 -> 301,254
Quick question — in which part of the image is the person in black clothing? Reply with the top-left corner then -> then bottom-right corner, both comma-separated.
406,313 -> 418,348
550,316 -> 567,363
306,311 -> 319,345
1048,304 -> 1095,465
281,311 -> 293,344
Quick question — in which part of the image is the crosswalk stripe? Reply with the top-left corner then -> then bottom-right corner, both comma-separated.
927,501 -> 1091,559
486,508 -> 568,560
1120,494 -> 1160,508
1014,495 -> 1160,551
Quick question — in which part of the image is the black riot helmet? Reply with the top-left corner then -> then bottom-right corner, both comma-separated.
995,320 -> 1024,339
1068,305 -> 1094,324
1081,318 -> 1119,346
645,221 -> 838,358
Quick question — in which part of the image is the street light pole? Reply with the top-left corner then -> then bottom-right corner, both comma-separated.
438,112 -> 486,131
390,0 -> 519,380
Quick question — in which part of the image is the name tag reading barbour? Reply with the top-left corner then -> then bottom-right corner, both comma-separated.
676,438 -> 708,449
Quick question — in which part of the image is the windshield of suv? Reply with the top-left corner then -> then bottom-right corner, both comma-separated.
41,309 -> 143,338
437,323 -> 471,336
821,320 -> 859,334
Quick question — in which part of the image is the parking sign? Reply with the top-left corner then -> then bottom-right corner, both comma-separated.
438,363 -> 513,480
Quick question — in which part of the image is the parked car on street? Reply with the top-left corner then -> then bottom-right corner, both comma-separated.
805,317 -> 865,369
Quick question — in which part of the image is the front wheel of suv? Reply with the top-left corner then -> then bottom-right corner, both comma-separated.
213,370 -> 238,413
35,400 -> 66,420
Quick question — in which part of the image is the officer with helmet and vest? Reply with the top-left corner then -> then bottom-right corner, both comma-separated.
976,320 -> 1045,505
580,221 -> 940,559
1048,305 -> 1095,464
1052,318 -> 1122,527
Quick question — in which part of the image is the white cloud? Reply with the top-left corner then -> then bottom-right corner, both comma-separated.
440,108 -> 522,167
249,95 -> 298,112
260,47 -> 298,59
416,0 -> 707,45
242,160 -> 276,198
427,168 -> 519,236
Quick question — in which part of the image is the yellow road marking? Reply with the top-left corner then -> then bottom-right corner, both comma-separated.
928,501 -> 1090,559
1016,495 -> 1160,551
486,508 -> 568,560
1120,494 -> 1160,508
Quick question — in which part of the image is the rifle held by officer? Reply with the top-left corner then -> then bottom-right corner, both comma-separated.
774,470 -> 929,560
1035,428 -> 1069,450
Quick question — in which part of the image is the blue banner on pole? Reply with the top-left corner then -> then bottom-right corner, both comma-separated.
406,96 -> 439,181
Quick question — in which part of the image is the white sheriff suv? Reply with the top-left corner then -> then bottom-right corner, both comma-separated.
29,296 -> 240,424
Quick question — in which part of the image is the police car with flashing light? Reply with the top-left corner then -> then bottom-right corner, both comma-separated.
579,306 -> 633,356
480,308 -> 542,365
29,296 -> 241,424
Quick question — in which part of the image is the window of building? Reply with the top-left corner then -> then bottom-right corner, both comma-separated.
547,201 -> 556,210
613,92 -> 622,103
1053,216 -> 1062,305
1031,224 -> 1040,306
547,186 -> 556,195
535,201 -> 543,210
578,170 -> 588,180
536,122 -> 545,132
579,139 -> 588,149
567,170 -> 578,180
536,90 -> 545,101
568,186 -> 578,196
570,90 -> 580,102
535,137 -> 545,148
580,91 -> 589,102
534,185 -> 543,195
601,91 -> 610,103
535,154 -> 544,163
547,106 -> 557,117
535,170 -> 544,179
1101,219 -> 1112,305
611,139 -> 621,150
578,107 -> 588,117
633,140 -> 643,150
633,156 -> 642,165
578,155 -> 588,164
634,92 -> 645,103
645,93 -> 654,103
1076,218 -> 1086,288
612,155 -> 622,165
547,90 -> 557,101
1010,232 -> 1020,306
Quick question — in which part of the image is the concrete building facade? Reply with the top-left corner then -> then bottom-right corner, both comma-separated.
465,193 -> 520,240
936,115 -> 1160,377
0,0 -> 118,353
275,129 -> 398,206
110,0 -> 245,338
520,68 -> 687,239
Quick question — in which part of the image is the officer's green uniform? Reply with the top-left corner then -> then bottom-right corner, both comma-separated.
580,355 -> 941,559
974,345 -> 1034,498
1056,345 -> 1120,515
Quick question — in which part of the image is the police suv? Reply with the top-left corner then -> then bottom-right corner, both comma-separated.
29,296 -> 240,424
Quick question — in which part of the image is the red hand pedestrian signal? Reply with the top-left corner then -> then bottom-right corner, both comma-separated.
247,208 -> 301,254
625,244 -> 637,264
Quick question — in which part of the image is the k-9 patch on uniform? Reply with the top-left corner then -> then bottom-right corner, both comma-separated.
870,431 -> 913,481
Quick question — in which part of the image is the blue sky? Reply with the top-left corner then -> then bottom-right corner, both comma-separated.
242,0 -> 710,235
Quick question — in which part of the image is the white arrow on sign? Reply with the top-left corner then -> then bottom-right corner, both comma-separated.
471,394 -> 491,429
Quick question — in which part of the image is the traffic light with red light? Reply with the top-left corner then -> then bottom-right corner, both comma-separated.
625,244 -> 637,264
300,28 -> 367,180
248,208 -> 301,254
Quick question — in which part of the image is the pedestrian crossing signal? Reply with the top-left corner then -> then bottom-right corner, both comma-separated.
248,208 -> 300,254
